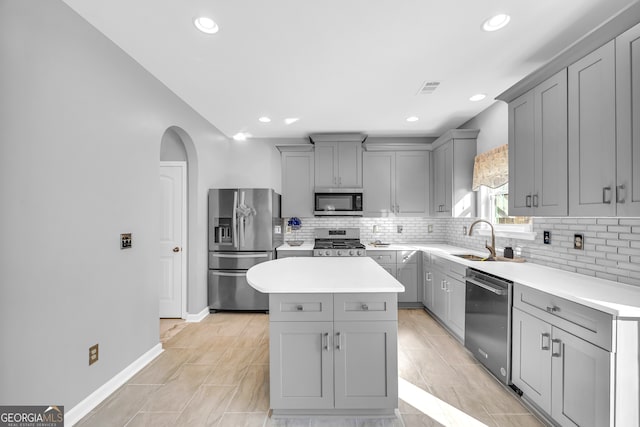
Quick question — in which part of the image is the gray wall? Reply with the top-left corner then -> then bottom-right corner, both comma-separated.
460,101 -> 508,154
0,0 -> 281,409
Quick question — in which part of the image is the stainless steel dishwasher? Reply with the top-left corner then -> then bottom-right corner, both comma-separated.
464,267 -> 513,386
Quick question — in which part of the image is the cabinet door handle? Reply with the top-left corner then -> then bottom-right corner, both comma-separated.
533,194 -> 539,208
551,338 -> 562,357
540,333 -> 550,350
296,305 -> 304,311
396,205 -> 400,213
525,195 -> 532,208
336,332 -> 342,350
426,272 -> 432,282
616,184 -> 626,204
440,280 -> 446,290
602,186 -> 612,204
323,332 -> 329,350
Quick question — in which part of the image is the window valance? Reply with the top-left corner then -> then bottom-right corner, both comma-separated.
472,144 -> 508,190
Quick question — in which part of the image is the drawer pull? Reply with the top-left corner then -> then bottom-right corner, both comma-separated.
546,306 -> 559,313
361,304 -> 369,311
551,339 -> 562,357
296,305 -> 303,311
540,333 -> 550,350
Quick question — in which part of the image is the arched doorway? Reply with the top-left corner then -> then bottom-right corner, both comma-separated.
159,127 -> 198,322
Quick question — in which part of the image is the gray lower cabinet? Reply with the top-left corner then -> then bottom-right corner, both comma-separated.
269,293 -> 398,414
512,282 -> 612,427
270,321 -> 334,410
426,254 -> 465,341
421,252 -> 433,309
277,249 -> 313,258
369,250 -> 421,304
512,308 -> 610,427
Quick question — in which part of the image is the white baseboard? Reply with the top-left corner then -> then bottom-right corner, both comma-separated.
185,306 -> 209,323
65,343 -> 163,426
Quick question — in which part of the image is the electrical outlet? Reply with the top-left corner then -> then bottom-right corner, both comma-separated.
427,224 -> 433,233
574,234 -> 584,250
462,226 -> 467,235
397,225 -> 403,233
89,344 -> 99,366
120,233 -> 132,249
543,231 -> 551,244
373,224 -> 379,233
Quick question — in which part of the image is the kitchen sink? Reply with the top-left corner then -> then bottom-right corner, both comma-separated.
453,254 -> 493,261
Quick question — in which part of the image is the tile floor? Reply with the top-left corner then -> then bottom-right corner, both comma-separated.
77,309 -> 545,427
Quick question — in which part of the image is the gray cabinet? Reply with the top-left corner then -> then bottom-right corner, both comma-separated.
369,250 -> 421,304
333,321 -> 398,409
270,321 -> 334,409
426,254 -> 465,341
512,283 -> 612,426
509,69 -> 568,216
363,151 -> 430,216
313,139 -> 363,188
277,249 -> 313,258
279,148 -> 314,218
421,252 -> 433,309
568,41 -> 617,216
269,293 -> 398,414
431,130 -> 478,217
396,250 -> 420,304
616,22 -> 640,216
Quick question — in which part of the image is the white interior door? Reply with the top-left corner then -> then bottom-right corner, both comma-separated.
159,162 -> 186,318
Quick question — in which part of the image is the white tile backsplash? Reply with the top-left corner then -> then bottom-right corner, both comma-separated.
286,214 -> 640,288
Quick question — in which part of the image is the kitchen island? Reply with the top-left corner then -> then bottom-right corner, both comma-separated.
247,257 -> 405,417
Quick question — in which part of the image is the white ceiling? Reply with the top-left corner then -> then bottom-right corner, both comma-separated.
63,0 -> 636,140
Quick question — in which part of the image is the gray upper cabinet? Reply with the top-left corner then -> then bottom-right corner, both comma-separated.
280,148 -> 315,218
616,22 -> 640,216
312,136 -> 363,188
363,150 -> 429,217
568,41 -> 617,216
509,70 -> 568,216
431,130 -> 478,217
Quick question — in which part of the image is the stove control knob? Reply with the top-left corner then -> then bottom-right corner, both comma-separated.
337,250 -> 343,256
325,250 -> 331,256
349,250 -> 354,256
357,250 -> 363,256
315,251 -> 321,256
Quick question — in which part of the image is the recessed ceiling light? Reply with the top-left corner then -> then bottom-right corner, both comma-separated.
482,14 -> 510,32
284,118 -> 299,125
469,93 -> 487,102
406,116 -> 419,122
258,116 -> 271,123
194,16 -> 219,34
232,132 -> 250,141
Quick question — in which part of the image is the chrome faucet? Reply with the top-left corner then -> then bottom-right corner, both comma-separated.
468,219 -> 496,260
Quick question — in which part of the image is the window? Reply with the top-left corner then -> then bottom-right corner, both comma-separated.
477,184 -> 531,230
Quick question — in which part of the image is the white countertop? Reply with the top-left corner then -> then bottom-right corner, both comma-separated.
275,241 -> 640,317
247,257 -> 405,294
277,242 -> 314,251
409,243 -> 640,318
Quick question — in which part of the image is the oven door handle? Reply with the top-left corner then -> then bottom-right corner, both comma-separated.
464,277 -> 507,295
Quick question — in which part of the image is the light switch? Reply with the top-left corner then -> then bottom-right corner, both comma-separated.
121,233 -> 132,249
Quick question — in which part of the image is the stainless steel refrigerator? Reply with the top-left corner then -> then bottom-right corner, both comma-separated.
208,188 -> 283,311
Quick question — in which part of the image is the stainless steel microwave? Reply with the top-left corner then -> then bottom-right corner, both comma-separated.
314,188 -> 363,216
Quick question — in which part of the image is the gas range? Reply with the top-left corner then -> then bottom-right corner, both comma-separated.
313,228 -> 367,257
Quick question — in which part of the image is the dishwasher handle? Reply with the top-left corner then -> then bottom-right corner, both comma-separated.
464,276 -> 507,295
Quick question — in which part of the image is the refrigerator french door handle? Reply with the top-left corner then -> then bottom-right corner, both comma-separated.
232,191 -> 239,249
239,191 -> 246,248
210,253 -> 269,259
210,271 -> 246,277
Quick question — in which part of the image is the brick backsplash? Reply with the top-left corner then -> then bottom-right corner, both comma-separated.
446,217 -> 640,288
285,215 -> 640,288
283,217 -> 447,244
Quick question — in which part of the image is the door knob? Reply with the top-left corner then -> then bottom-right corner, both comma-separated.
173,247 -> 181,253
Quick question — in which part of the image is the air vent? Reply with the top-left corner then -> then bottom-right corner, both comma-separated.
418,81 -> 441,95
